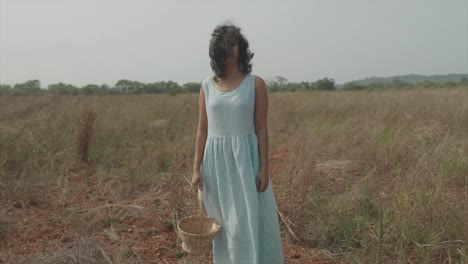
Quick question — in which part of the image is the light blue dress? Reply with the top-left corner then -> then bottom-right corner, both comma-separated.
200,73 -> 285,264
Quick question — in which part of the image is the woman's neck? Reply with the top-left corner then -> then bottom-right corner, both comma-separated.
222,63 -> 244,81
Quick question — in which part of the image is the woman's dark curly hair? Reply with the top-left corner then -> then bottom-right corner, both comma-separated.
209,22 -> 254,81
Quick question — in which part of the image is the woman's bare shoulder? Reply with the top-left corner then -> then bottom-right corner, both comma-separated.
253,74 -> 266,91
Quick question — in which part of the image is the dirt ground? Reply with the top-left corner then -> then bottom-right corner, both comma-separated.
1,141 -> 337,264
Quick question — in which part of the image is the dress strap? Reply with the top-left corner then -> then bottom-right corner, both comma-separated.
250,73 -> 256,100
202,77 -> 211,100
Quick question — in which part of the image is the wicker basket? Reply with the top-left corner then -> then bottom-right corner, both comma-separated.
177,189 -> 221,254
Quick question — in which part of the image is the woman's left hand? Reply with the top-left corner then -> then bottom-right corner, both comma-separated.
256,169 -> 269,192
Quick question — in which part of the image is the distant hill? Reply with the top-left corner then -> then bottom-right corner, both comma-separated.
349,74 -> 468,85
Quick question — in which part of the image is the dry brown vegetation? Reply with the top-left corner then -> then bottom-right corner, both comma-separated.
0,88 -> 466,263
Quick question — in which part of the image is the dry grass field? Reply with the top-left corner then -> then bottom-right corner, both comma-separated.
0,88 -> 467,263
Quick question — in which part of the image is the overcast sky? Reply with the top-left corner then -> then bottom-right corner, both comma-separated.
1,0 -> 467,87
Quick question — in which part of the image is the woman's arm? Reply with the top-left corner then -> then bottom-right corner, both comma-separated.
192,83 -> 208,193
254,76 -> 269,192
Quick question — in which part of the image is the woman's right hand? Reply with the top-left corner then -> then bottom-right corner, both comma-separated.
191,169 -> 204,194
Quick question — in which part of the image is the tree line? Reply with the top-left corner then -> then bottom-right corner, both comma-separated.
0,76 -> 466,96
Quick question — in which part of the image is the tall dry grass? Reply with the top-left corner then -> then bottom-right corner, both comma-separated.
271,89 -> 467,263
0,88 -> 466,263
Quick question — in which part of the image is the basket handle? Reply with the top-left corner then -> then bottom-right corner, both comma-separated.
197,189 -> 203,216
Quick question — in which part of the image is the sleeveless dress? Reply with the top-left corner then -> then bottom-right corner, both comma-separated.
200,73 -> 285,264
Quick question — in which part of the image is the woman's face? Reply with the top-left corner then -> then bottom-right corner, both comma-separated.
223,35 -> 239,64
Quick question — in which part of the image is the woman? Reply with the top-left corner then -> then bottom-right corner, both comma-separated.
192,22 -> 285,264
